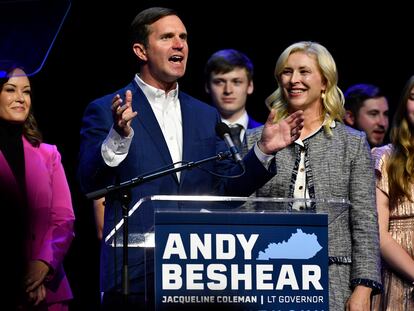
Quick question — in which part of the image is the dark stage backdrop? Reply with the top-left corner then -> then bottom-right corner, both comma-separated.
22,1 -> 412,309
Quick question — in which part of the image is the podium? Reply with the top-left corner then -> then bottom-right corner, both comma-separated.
105,195 -> 349,311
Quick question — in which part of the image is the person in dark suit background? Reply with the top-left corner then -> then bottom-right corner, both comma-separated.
204,49 -> 262,155
77,7 -> 304,311
343,83 -> 389,148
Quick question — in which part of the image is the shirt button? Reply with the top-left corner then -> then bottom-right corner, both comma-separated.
299,186 -> 303,190
300,167 -> 305,172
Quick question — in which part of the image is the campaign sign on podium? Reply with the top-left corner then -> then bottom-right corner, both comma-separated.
105,195 -> 348,311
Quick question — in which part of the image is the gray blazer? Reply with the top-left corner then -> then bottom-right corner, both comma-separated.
247,122 -> 382,306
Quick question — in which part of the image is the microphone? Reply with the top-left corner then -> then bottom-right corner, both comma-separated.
215,122 -> 243,164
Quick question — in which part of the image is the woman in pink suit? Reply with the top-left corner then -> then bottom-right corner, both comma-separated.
0,64 -> 75,310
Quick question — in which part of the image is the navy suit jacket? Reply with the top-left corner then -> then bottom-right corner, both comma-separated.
77,80 -> 273,292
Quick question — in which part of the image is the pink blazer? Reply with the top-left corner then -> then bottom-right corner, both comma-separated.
0,138 -> 75,304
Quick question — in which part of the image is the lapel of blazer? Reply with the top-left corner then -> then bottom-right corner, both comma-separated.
22,138 -> 44,206
132,84 -> 178,183
179,95 -> 195,186
302,127 -> 331,199
240,137 -> 249,157
0,138 -> 42,207
246,126 -> 262,150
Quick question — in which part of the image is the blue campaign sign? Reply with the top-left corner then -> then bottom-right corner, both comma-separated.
155,211 -> 328,311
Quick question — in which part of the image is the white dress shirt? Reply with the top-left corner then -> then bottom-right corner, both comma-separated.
222,111 -> 249,143
102,74 -> 183,180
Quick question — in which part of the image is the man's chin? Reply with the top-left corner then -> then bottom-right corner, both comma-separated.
369,138 -> 385,148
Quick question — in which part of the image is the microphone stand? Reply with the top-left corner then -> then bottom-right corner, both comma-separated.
85,151 -> 232,307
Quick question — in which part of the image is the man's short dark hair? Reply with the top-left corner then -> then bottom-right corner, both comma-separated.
204,49 -> 254,82
130,7 -> 177,48
344,84 -> 384,117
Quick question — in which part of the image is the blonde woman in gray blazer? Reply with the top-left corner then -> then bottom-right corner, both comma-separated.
247,41 -> 382,310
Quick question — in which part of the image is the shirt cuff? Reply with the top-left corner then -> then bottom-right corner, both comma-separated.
101,126 -> 134,167
350,278 -> 383,295
253,142 -> 275,169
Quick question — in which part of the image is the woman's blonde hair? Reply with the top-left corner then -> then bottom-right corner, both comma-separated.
265,41 -> 345,136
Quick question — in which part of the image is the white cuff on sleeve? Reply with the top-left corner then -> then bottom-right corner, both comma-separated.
253,142 -> 275,169
101,126 -> 134,167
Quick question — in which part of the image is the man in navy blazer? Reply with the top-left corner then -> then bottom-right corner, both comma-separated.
205,49 -> 263,155
77,7 -> 303,310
